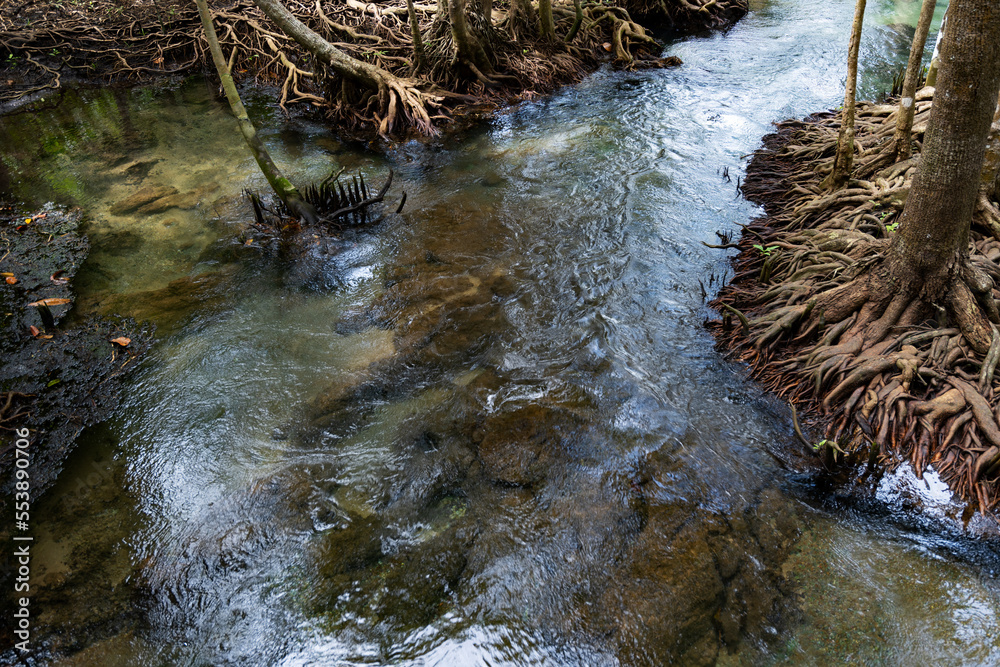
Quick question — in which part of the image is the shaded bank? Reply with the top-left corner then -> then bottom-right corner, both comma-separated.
0,205 -> 151,652
0,206 -> 151,500
0,0 -> 745,135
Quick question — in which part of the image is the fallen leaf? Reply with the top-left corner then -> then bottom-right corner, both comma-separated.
27,298 -> 71,307
34,213 -> 46,220
602,42 -> 612,52
0,273 -> 12,277
38,334 -> 53,340
50,270 -> 69,285
5,276 -> 16,284
110,337 -> 131,346
24,218 -> 32,224
47,379 -> 61,388
245,238 -> 254,245
29,325 -> 39,337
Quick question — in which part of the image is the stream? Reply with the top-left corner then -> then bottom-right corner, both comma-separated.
3,0 -> 1000,664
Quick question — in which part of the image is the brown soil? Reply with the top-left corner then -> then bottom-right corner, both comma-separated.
710,90 -> 1000,522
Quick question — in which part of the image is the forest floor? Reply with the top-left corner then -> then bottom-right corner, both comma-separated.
1,0 -> 746,137
711,88 -> 1000,524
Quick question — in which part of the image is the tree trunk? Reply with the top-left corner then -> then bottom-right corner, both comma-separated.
538,0 -> 556,41
406,0 -> 427,73
195,0 -> 317,223
925,6 -> 947,87
891,0 -> 936,160
252,0 -> 434,134
507,0 -> 538,40
565,0 -> 583,42
885,0 -> 1000,351
826,0 -> 866,189
448,0 -> 495,82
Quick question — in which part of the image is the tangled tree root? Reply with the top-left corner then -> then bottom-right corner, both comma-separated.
1,0 -> 680,135
711,88 -> 1000,521
621,0 -> 747,33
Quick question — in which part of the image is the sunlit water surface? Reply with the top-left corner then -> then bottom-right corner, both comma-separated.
3,0 -> 999,665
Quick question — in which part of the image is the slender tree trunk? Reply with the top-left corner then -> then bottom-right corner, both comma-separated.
885,0 -> 1000,351
826,0 -> 867,189
406,0 -> 427,72
564,0 -> 583,42
538,0 -> 555,40
195,0 -> 317,223
449,0 -> 495,81
925,6 -> 947,87
891,0 -> 936,160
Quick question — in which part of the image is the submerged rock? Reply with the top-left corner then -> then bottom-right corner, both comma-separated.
474,404 -> 589,486
109,185 -> 178,215
76,267 -> 235,336
598,449 -> 802,665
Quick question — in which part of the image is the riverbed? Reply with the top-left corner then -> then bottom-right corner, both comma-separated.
3,0 -> 999,664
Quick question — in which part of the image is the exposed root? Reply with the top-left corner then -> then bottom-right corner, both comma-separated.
621,0 -> 747,32
1,0 -> 678,136
712,92 -> 1000,520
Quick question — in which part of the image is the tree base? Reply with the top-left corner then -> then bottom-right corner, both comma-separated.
711,95 -> 1000,521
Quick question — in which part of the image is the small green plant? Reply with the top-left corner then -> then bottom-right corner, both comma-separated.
812,438 -> 846,460
886,221 -> 900,233
753,243 -> 778,256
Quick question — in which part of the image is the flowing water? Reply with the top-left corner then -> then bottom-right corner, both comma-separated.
4,0 -> 1000,665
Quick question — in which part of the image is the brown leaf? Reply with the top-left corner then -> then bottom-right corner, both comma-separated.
50,270 -> 69,285
29,325 -> 39,337
110,337 -> 131,347
27,298 -> 71,307
5,276 -> 17,284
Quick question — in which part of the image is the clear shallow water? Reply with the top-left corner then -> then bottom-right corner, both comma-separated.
4,0 -> 1000,665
